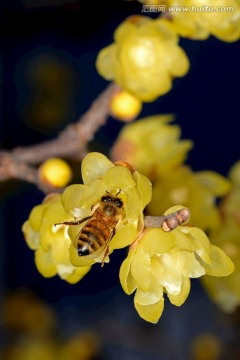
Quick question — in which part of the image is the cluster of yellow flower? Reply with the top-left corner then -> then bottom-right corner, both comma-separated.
96,16 -> 190,103
111,115 -> 239,321
139,0 -> 240,42
23,151 -> 234,323
96,2 -> 240,115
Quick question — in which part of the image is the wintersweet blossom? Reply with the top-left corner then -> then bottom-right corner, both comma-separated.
200,161 -> 240,312
201,222 -> 240,313
111,114 -> 193,181
22,194 -> 91,283
60,152 -> 152,267
120,206 -> 234,323
138,0 -> 240,42
148,166 -> 231,233
96,16 -> 189,102
165,0 -> 240,42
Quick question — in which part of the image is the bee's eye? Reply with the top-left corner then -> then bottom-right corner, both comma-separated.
114,199 -> 123,208
101,196 -> 111,203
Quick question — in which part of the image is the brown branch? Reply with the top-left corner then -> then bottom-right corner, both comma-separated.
144,208 -> 191,231
0,82 -> 119,192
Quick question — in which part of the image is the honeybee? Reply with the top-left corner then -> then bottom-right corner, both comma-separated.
55,192 -> 124,265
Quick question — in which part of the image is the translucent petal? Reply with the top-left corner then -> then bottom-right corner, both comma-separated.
35,247 -> 57,278
28,203 -> 47,231
81,152 -> 114,185
158,254 -> 182,295
51,231 -> 75,272
119,247 -> 137,295
22,221 -> 40,250
131,248 -> 151,292
133,171 -> 152,209
134,296 -> 164,324
164,44 -> 190,77
124,187 -> 142,221
95,44 -> 117,80
199,245 -> 235,277
61,184 -> 87,215
181,226 -> 211,264
57,265 -> 91,284
179,251 -> 206,278
109,223 -> 138,251
134,275 -> 163,305
114,20 -> 136,42
141,228 -> 175,256
195,171 -> 231,196
77,180 -> 105,209
168,276 -> 191,306
173,229 -> 193,252
103,166 -> 135,190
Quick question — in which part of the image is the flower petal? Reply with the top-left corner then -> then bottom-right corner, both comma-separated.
22,221 -> 40,250
195,171 -> 231,196
158,254 -> 182,295
57,265 -> 91,284
61,184 -> 87,215
103,166 -> 136,190
181,226 -> 211,264
133,171 -> 152,209
35,247 -> 57,278
199,245 -> 235,277
134,276 -> 163,305
119,247 -> 137,295
109,223 -> 138,251
167,275 -> 191,306
131,248 -> 151,291
124,187 -> 142,221
134,296 -> 164,324
179,251 -> 206,278
81,152 -> 114,185
141,228 -> 175,256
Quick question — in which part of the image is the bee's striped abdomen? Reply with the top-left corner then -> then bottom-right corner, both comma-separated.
77,219 -> 110,256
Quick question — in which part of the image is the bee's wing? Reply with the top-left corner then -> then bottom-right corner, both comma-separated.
89,227 -> 116,265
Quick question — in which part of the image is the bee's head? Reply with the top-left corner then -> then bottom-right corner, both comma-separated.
101,194 -> 123,209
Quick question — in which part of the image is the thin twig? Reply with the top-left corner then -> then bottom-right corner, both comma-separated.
144,208 -> 191,231
0,82 -> 119,192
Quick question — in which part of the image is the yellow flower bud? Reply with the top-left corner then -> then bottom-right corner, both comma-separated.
39,158 -> 72,188
110,90 -> 142,122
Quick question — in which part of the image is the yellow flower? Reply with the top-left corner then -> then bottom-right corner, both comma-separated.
120,206 -> 234,323
38,157 -> 72,188
166,0 -> 240,42
96,16 -> 189,102
148,166 -> 231,233
22,194 -> 91,283
200,161 -> 240,312
201,222 -> 240,313
61,152 -> 152,267
110,90 -> 142,122
111,114 -> 193,181
219,160 -> 240,224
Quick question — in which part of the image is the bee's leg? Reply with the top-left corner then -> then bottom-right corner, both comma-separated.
101,247 -> 109,268
54,216 -> 91,227
101,228 -> 115,267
